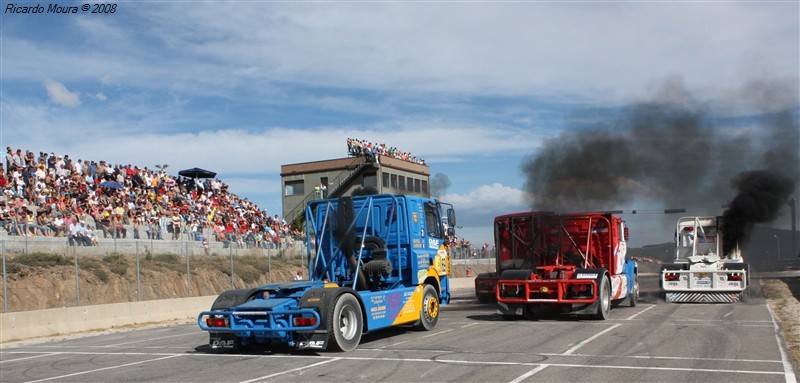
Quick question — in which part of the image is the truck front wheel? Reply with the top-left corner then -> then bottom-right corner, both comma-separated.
327,293 -> 363,352
415,284 -> 439,331
592,276 -> 611,320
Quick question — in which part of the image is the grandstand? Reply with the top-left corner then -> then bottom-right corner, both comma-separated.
0,148 -> 301,250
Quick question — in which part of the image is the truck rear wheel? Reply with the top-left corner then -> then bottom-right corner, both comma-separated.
592,276 -> 611,320
415,284 -> 439,331
630,284 -> 639,307
208,288 -> 260,352
327,293 -> 363,352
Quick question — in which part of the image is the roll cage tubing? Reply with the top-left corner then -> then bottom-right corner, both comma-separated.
556,215 -> 613,269
305,195 -> 408,289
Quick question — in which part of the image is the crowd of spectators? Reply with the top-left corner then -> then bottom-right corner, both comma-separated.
346,138 -> 426,165
0,147 -> 302,249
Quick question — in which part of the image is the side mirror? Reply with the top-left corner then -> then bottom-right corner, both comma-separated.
447,209 -> 456,227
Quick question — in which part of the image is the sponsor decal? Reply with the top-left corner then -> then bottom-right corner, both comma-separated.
299,340 -> 326,349
211,339 -> 235,349
575,273 -> 598,279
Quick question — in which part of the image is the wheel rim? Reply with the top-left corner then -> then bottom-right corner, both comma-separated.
424,295 -> 439,321
602,280 -> 610,312
339,305 -> 358,340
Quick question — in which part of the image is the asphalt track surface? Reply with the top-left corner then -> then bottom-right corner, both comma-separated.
1,276 -> 796,383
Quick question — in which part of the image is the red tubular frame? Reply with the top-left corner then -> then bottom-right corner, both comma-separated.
497,278 -> 598,304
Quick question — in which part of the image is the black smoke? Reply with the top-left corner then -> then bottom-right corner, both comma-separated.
430,173 -> 451,198
721,171 -> 794,254
521,78 -> 798,251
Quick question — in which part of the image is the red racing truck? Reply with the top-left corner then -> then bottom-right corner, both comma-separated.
496,212 -> 638,320
474,212 -> 555,302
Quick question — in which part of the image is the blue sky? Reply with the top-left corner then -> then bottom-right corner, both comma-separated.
1,1 -> 798,247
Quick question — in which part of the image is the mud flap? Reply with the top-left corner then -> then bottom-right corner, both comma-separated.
296,331 -> 329,350
209,332 -> 239,350
497,301 -> 525,316
569,302 -> 598,316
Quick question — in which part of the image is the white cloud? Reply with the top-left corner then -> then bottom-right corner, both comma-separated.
437,183 -> 528,246
135,2 -> 798,98
442,183 -> 528,225
43,79 -> 81,107
93,92 -> 107,101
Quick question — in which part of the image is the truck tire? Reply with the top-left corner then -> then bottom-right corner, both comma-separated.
629,284 -> 638,307
327,293 -> 363,352
208,288 -> 261,352
415,284 -> 439,331
210,288 -> 260,310
592,276 -> 611,320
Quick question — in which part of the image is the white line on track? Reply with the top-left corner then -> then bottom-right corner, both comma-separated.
22,354 -> 180,383
385,329 -> 455,348
508,364 -> 549,383
538,352 -> 784,364
460,323 -> 479,329
238,358 -> 340,383
624,305 -> 655,320
1,351 -> 784,377
103,331 -> 201,347
0,353 -> 59,364
664,323 -> 773,328
2,349 -> 784,365
675,318 -> 773,323
562,323 -> 622,355
765,298 -> 797,383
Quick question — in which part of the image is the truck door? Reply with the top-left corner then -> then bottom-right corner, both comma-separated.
424,202 -> 448,276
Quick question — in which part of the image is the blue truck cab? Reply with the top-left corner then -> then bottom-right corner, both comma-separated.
198,193 -> 456,352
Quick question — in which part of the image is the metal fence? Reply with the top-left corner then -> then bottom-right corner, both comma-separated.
0,237 -> 496,313
0,237 -> 307,313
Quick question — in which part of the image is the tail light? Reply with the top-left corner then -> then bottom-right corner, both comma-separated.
664,273 -> 680,281
206,317 -> 229,328
568,284 -> 593,298
727,273 -> 743,281
499,283 -> 523,298
293,317 -> 317,327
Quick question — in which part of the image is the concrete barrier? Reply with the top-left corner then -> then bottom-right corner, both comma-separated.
450,277 -> 475,290
1,296 -> 215,343
0,278 -> 477,344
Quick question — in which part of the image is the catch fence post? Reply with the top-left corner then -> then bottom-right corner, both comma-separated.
186,239 -> 192,296
73,243 -> 80,306
136,240 -> 141,302
2,241 -> 7,313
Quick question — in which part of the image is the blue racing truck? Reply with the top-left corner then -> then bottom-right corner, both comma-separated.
198,194 -> 456,351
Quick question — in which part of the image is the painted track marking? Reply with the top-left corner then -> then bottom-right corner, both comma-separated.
508,365 -> 549,383
562,323 -> 622,355
624,304 -> 654,320
22,354 -> 180,383
766,299 -> 797,383
0,353 -> 59,364
1,350 -> 784,378
385,328 -> 455,348
238,358 -> 340,383
104,331 -> 201,347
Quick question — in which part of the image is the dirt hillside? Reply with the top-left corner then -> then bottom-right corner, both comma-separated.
0,252 -> 493,312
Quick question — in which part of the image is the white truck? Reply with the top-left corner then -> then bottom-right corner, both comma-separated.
660,216 -> 749,303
